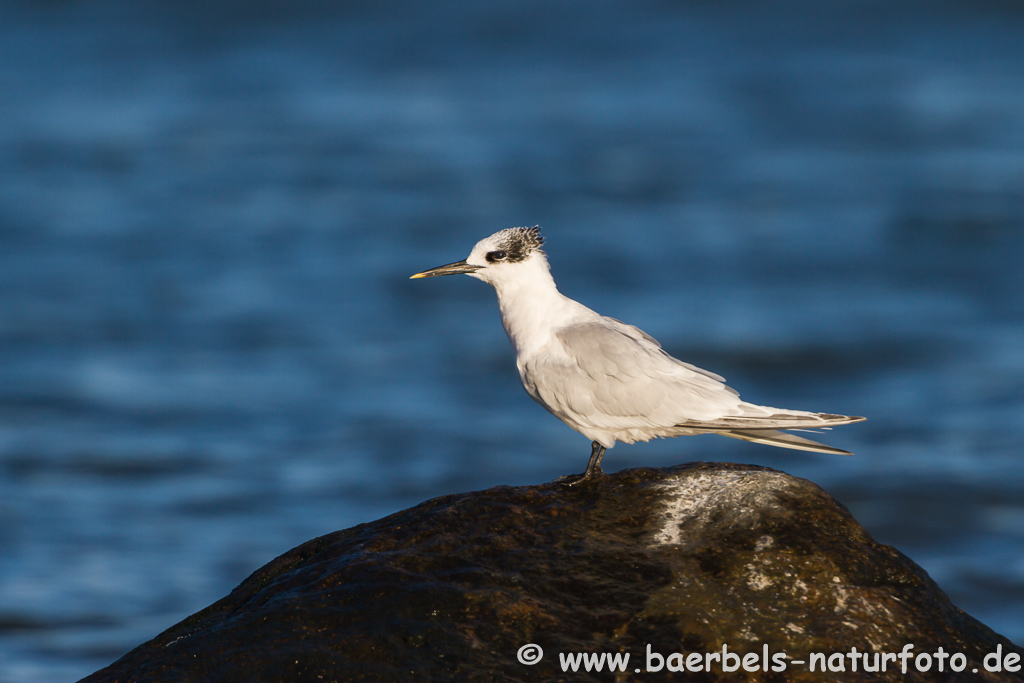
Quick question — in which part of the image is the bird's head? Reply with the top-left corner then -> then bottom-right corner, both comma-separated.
411,226 -> 547,287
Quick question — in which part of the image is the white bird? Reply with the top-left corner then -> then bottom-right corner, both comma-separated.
412,226 -> 864,484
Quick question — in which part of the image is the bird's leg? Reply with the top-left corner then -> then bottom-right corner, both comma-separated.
583,441 -> 606,477
556,441 -> 606,486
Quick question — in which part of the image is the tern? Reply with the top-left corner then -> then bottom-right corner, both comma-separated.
412,226 -> 864,484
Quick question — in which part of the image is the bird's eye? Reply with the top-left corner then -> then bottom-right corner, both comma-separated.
486,250 -> 507,263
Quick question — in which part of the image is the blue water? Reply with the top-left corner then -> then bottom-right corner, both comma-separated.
1,1 -> 1023,680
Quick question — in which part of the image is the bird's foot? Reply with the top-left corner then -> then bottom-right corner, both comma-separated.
555,441 -> 607,486
553,467 -> 604,487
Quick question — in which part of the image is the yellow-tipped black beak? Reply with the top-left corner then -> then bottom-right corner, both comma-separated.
410,260 -> 482,279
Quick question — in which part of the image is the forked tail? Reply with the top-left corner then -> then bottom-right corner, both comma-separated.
720,429 -> 854,455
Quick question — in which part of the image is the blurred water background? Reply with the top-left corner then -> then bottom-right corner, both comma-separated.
0,0 -> 1022,680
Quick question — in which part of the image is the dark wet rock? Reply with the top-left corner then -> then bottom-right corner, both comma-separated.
83,462 -> 1023,682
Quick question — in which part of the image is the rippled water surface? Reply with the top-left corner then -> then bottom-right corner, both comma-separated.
1,1 -> 1023,680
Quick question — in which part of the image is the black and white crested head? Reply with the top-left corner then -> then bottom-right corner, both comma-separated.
481,226 -> 544,264
451,225 -> 551,288
409,225 -> 552,290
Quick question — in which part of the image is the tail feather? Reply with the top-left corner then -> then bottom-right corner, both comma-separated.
720,429 -> 854,456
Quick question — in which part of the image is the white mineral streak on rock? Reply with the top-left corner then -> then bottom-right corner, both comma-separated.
651,469 -> 801,547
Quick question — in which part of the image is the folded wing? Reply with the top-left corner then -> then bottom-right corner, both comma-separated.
521,317 -> 863,453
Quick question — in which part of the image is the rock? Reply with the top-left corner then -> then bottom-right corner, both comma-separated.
83,462 -> 1023,682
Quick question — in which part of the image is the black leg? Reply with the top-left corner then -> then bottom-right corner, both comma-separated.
556,441 -> 606,486
583,441 -> 605,478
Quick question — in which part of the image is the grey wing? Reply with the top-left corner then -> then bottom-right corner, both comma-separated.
604,317 -> 731,385
531,318 -> 859,434
535,319 -> 749,431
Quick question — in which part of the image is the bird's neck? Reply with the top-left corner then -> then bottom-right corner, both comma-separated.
491,261 -> 588,359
